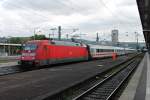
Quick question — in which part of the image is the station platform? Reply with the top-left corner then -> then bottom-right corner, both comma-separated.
0,55 -> 132,100
0,56 -> 19,60
0,62 -> 18,68
0,56 -> 19,68
119,52 -> 150,100
146,53 -> 150,100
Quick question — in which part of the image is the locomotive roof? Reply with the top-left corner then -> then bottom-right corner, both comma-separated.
50,40 -> 86,47
89,44 -> 135,50
26,40 -> 86,47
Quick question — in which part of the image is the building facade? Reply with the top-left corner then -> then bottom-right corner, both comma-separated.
111,29 -> 119,45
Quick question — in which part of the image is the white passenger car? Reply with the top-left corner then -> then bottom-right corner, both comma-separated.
89,44 -> 135,58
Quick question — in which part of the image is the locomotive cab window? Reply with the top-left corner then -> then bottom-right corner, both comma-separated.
24,44 -> 37,51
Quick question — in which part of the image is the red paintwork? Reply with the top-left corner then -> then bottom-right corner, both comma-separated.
21,40 -> 48,61
20,40 -> 88,64
37,45 -> 88,60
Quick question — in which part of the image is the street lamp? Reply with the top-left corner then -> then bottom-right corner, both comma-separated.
8,36 -> 11,56
50,28 -> 57,40
66,28 -> 79,40
33,27 -> 39,40
135,32 -> 139,50
125,32 -> 129,47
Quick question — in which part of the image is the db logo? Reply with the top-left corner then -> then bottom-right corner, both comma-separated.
69,52 -> 72,55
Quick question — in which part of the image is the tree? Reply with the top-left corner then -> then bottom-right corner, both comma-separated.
30,34 -> 46,40
9,37 -> 30,44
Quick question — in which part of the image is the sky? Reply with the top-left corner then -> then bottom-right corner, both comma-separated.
0,0 -> 145,42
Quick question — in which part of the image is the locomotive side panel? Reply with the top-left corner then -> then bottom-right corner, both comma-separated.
45,45 -> 88,64
31,44 -> 89,66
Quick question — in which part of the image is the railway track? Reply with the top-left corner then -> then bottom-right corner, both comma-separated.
45,54 -> 143,100
73,59 -> 139,100
0,54 -> 136,76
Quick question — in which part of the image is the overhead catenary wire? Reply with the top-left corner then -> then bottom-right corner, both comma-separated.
98,0 -> 144,42
3,0 -> 50,20
1,0 -> 143,41
98,0 -> 141,28
3,0 -> 136,28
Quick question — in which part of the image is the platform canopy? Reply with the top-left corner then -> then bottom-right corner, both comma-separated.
0,43 -> 21,46
137,0 -> 150,50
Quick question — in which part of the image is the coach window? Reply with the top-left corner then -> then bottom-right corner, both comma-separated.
104,49 -> 108,52
96,49 -> 98,52
96,49 -> 99,52
99,49 -> 101,52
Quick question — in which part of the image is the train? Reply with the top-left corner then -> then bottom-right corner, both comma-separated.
19,40 -> 135,66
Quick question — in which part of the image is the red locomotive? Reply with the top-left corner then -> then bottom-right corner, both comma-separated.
19,40 -> 89,66
19,40 -> 135,66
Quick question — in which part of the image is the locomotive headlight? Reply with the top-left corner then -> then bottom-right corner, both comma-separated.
30,53 -> 36,56
32,56 -> 35,60
22,53 -> 27,56
22,53 -> 36,56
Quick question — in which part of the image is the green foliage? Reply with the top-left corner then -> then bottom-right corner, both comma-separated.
30,34 -> 46,40
9,37 -> 21,44
9,37 -> 30,44
8,34 -> 47,44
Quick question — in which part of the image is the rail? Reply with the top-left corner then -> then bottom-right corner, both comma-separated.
43,53 -> 143,100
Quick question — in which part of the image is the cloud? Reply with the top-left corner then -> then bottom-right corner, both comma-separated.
0,0 -> 144,42
1,0 -> 102,15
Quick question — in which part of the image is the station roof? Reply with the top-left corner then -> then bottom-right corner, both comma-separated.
136,0 -> 150,49
0,43 -> 21,46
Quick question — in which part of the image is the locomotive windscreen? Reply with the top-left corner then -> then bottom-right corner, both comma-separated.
23,44 -> 37,51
